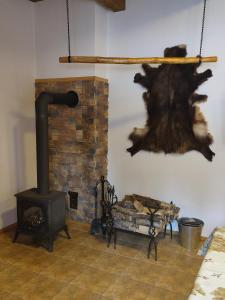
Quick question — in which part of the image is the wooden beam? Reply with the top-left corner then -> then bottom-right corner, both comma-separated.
96,0 -> 125,12
29,0 -> 126,12
59,55 -> 218,64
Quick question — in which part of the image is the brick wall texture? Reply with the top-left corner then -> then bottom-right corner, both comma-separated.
35,77 -> 108,222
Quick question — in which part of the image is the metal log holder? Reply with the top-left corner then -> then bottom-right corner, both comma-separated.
147,206 -> 160,260
164,217 -> 174,240
93,176 -> 161,260
100,176 -> 118,242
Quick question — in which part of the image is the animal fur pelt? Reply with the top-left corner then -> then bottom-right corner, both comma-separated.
127,45 -> 215,161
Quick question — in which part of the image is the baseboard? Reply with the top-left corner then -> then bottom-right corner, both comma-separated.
0,223 -> 17,233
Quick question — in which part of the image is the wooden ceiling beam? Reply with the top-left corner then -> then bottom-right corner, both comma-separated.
29,0 -> 126,12
96,0 -> 125,12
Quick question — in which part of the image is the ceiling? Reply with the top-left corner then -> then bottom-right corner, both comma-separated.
29,0 -> 126,12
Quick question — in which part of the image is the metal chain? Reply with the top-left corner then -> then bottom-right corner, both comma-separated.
199,0 -> 207,58
66,0 -> 71,62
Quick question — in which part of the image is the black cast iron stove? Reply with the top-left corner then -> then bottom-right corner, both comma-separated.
13,91 -> 79,251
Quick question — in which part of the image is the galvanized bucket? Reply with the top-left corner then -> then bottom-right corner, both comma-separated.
178,218 -> 204,250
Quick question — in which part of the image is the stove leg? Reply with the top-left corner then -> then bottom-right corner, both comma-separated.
64,225 -> 71,239
13,229 -> 19,243
48,238 -> 54,252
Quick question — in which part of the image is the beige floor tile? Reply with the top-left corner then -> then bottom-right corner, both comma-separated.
92,252 -> 132,274
133,247 -> 158,262
53,244 -> 81,259
54,283 -> 101,300
53,238 -> 78,250
156,268 -> 184,292
155,268 -> 194,297
0,260 -> 11,272
79,235 -> 109,251
146,286 -> 187,300
0,243 -> 44,266
9,273 -> 42,297
0,220 -> 202,299
70,246 -> 104,265
72,266 -> 117,294
103,275 -> 153,300
68,229 -> 90,238
0,291 -> 23,300
0,265 -> 37,293
44,258 -> 86,282
11,274 -> 65,300
67,220 -> 90,232
109,242 -> 145,259
23,253 -> 60,273
125,259 -> 163,285
0,246 -> 16,261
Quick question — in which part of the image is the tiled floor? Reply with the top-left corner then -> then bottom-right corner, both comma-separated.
0,221 -> 203,300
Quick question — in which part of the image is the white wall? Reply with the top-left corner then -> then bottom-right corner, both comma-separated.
108,0 -> 225,235
0,0 -> 36,229
35,0 -> 109,78
0,0 -> 108,229
4,0 -> 223,235
94,2 -> 109,78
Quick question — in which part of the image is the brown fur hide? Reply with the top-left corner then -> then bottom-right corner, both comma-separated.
127,45 -> 215,161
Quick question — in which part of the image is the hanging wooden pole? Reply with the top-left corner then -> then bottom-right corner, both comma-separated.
59,55 -> 217,64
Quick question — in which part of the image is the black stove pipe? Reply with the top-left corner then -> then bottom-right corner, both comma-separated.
35,91 -> 79,195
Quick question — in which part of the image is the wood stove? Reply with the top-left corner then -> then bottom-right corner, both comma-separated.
13,91 -> 79,251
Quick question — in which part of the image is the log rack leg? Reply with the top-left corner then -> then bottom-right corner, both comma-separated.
148,237 -> 158,261
107,228 -> 112,248
101,219 -> 107,239
148,237 -> 153,259
154,239 -> 158,261
148,206 -> 159,260
114,228 -> 117,249
169,221 -> 173,239
164,224 -> 167,238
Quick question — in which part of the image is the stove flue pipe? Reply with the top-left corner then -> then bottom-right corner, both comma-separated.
35,91 -> 79,195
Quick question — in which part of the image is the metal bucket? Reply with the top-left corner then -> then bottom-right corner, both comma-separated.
178,218 -> 204,250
